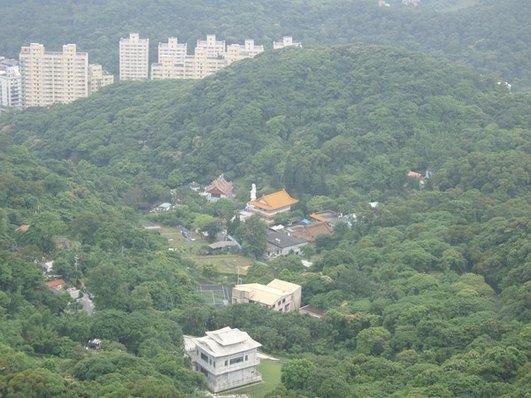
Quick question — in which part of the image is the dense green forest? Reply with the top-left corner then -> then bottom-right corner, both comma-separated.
1,0 -> 531,88
4,45 -> 529,206
1,42 -> 530,398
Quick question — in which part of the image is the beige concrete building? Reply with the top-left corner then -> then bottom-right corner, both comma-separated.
119,33 -> 149,80
151,35 -> 264,80
232,279 -> 302,312
191,34 -> 227,79
19,43 -> 89,107
88,64 -> 114,95
151,37 -> 189,80
226,39 -> 264,65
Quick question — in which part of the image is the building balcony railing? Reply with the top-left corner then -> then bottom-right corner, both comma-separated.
210,373 -> 262,393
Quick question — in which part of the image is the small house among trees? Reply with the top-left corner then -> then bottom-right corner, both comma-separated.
266,230 -> 307,257
46,278 -> 65,291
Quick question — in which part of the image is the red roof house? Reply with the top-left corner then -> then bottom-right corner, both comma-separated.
46,279 -> 65,291
289,222 -> 334,243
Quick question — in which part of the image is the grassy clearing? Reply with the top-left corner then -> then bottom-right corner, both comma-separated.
160,226 -> 206,253
224,359 -> 282,398
194,255 -> 251,275
158,225 -> 251,276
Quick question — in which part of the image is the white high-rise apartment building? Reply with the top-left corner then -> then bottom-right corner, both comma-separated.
151,35 -> 264,81
151,37 -> 188,80
119,33 -> 149,80
192,34 -> 227,79
19,43 -> 89,107
226,39 -> 264,65
0,58 -> 22,110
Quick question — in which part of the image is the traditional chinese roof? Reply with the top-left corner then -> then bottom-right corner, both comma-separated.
206,186 -> 225,196
205,174 -> 234,197
407,170 -> 423,178
248,189 -> 298,211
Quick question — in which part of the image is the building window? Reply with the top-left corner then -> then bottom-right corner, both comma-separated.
200,352 -> 209,363
224,360 -> 228,366
245,355 -> 248,361
230,356 -> 244,365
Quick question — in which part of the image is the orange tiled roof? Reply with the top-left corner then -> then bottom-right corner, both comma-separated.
309,211 -> 339,223
17,225 -> 30,232
248,189 -> 298,211
309,213 -> 328,223
407,170 -> 423,178
46,279 -> 65,289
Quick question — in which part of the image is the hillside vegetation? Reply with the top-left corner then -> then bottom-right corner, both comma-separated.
5,45 -> 529,203
0,0 -> 530,88
0,45 -> 529,397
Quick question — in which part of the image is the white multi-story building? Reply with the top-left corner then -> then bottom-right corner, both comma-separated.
226,39 -> 264,65
191,34 -> 227,79
151,35 -> 264,80
119,33 -> 149,80
0,58 -> 22,110
273,36 -> 302,49
88,64 -> 114,95
19,43 -> 89,107
151,37 -> 188,80
185,327 -> 262,392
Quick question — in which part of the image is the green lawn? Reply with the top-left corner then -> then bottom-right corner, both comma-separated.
193,254 -> 251,275
159,226 -> 206,254
158,225 -> 251,276
225,359 -> 282,398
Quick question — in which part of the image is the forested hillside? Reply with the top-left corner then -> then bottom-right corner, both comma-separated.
1,0 -> 530,88
4,45 -> 529,205
0,44 -> 530,396
0,139 -> 207,396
